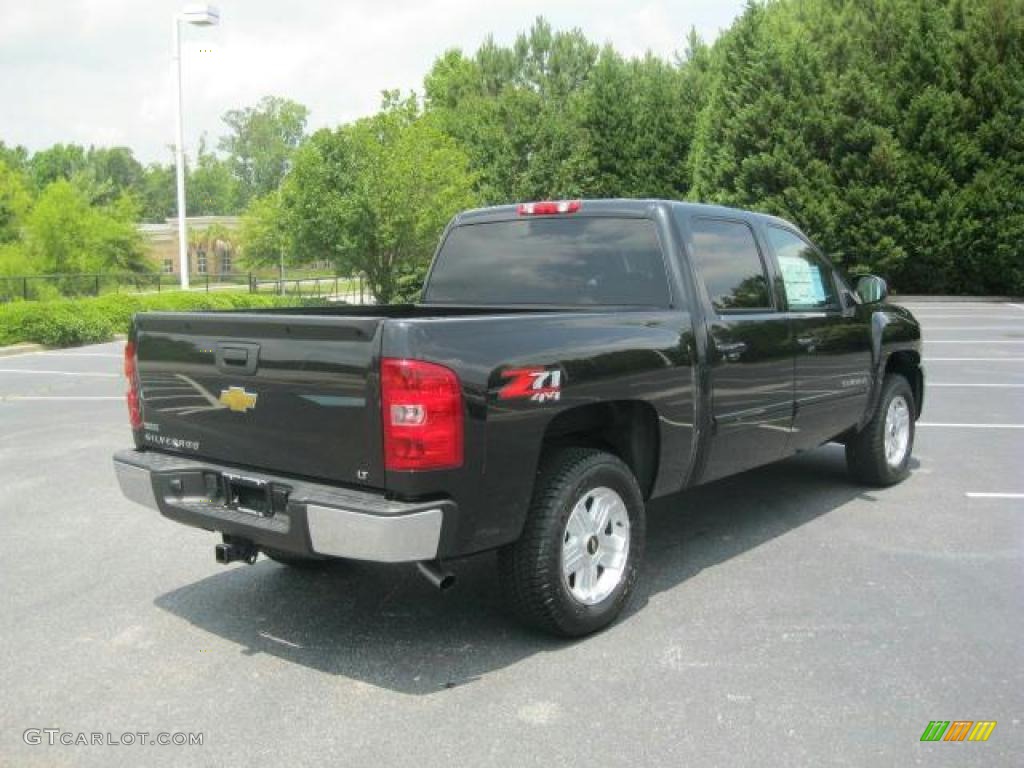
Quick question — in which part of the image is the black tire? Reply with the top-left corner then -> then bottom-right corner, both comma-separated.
846,373 -> 916,486
498,447 -> 646,637
262,549 -> 335,569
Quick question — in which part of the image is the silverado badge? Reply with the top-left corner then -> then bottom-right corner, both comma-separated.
218,386 -> 258,413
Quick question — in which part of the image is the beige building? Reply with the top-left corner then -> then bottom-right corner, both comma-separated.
138,216 -> 241,276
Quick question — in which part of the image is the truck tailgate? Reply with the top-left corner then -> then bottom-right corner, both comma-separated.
133,311 -> 384,488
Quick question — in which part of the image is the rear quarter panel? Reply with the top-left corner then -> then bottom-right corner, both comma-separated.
382,310 -> 698,556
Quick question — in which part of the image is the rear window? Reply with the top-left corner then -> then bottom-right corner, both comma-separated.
424,217 -> 671,306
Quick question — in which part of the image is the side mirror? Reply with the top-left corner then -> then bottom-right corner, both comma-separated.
856,274 -> 888,304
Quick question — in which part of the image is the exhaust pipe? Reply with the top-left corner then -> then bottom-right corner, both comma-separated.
416,560 -> 455,590
215,537 -> 258,565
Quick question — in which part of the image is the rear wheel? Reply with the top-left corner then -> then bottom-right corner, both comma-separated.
498,447 -> 646,637
846,374 -> 916,486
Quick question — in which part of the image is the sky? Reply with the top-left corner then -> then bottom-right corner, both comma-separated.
0,0 -> 746,165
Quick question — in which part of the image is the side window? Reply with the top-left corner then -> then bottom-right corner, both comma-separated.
689,218 -> 772,311
766,226 -> 838,311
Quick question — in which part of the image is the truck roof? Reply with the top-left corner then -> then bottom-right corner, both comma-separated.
454,199 -> 793,229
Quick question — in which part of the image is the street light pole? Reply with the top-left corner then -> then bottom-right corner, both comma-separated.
171,5 -> 220,290
172,17 -> 188,289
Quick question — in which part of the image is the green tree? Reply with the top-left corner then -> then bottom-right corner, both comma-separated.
22,180 -> 145,274
577,45 -> 702,198
139,163 -> 176,222
189,137 -> 240,215
219,96 -> 309,205
0,161 -> 32,244
93,193 -> 148,272
424,17 -> 709,205
577,47 -> 634,197
0,160 -> 34,281
28,144 -> 87,190
278,94 -> 478,302
0,142 -> 29,173
83,146 -> 145,205
686,0 -> 1024,294
239,191 -> 290,270
24,144 -> 147,208
424,18 -> 598,202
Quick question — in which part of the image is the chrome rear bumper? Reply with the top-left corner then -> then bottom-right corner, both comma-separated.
113,449 -> 448,563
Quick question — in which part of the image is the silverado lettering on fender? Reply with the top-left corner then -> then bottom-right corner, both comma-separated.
113,200 -> 923,637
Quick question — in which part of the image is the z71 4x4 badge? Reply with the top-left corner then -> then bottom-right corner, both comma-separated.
499,367 -> 562,403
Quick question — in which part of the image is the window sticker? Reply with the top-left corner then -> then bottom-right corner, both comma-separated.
779,254 -> 827,306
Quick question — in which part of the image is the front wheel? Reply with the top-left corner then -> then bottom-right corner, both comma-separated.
498,447 -> 646,637
846,374 -> 916,486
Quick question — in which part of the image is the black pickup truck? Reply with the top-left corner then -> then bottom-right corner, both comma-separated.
114,199 -> 923,636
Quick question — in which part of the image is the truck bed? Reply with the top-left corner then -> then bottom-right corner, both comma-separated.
130,304 -> 605,489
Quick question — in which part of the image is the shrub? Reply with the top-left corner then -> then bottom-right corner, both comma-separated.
0,292 -> 328,347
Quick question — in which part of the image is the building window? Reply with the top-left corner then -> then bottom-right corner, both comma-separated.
196,251 -> 207,274
220,253 -> 232,274
162,258 -> 174,274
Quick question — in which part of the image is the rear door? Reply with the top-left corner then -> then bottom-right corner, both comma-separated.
683,216 -> 794,482
133,312 -> 386,488
763,225 -> 872,448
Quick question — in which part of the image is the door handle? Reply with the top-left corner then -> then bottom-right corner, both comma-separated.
222,347 -> 248,365
716,341 -> 748,362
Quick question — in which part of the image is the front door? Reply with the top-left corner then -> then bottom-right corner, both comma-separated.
685,216 -> 795,483
763,225 -> 872,450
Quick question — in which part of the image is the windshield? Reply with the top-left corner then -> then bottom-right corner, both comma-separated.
423,217 -> 671,306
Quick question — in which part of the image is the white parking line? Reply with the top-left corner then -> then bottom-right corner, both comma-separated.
965,492 -> 1024,499
910,304 -> 1022,308
929,383 -> 1024,388
897,303 -> 1011,307
0,349 -> 123,360
1008,304 -> 1024,312
924,358 -> 1024,362
1,396 -> 122,401
912,315 -> 1024,320
0,369 -> 119,377
42,352 -> 122,358
258,631 -> 303,649
918,422 -> 1024,429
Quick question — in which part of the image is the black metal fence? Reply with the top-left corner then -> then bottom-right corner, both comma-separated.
0,271 -> 365,303
251,274 -> 369,303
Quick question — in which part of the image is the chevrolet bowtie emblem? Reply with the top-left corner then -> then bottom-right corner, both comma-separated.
218,386 -> 258,413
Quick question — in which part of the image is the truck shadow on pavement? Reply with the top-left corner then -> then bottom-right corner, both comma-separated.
155,444 -> 906,695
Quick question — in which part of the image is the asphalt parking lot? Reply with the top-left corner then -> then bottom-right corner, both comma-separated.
1,300 -> 1021,766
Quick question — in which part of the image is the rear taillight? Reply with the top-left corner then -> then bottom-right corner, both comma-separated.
381,358 -> 463,471
517,200 -> 581,215
124,341 -> 142,430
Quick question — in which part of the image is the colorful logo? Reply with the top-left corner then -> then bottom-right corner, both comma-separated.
498,367 -> 562,403
920,721 -> 996,742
